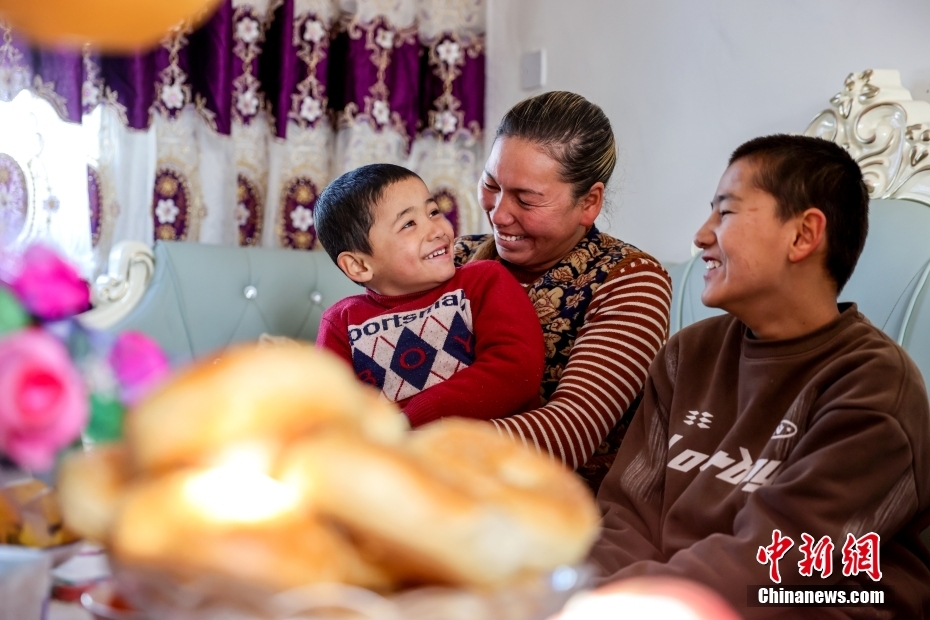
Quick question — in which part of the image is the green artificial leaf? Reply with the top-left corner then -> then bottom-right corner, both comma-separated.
85,392 -> 126,443
0,286 -> 30,336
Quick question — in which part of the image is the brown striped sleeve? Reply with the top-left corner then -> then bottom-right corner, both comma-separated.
492,257 -> 672,469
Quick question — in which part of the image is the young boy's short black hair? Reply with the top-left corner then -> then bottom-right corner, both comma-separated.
315,163 -> 422,263
729,134 -> 870,293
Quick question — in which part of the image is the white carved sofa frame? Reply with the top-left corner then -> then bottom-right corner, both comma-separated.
79,241 -> 156,331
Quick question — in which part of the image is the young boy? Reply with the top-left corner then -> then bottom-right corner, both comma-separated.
590,135 -> 930,618
314,164 -> 545,427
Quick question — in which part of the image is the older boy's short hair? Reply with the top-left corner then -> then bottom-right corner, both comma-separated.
730,135 -> 869,293
315,163 -> 422,263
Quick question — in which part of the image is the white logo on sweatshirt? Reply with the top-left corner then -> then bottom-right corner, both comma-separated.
667,445 -> 782,493
684,410 -> 713,429
771,420 -> 797,439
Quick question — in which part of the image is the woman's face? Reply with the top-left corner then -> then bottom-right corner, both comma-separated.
479,137 -> 602,275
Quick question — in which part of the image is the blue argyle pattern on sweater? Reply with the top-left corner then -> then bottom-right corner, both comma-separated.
348,288 -> 474,402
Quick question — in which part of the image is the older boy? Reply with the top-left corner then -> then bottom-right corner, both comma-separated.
314,163 -> 544,427
591,135 -> 930,617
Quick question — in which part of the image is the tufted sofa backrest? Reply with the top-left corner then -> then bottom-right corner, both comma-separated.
107,241 -> 360,365
668,198 -> 930,389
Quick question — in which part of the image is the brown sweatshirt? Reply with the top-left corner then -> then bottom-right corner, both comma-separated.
590,304 -> 930,619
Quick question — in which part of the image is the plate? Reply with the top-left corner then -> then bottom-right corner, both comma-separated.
107,564 -> 594,620
43,540 -> 84,567
81,581 -> 148,620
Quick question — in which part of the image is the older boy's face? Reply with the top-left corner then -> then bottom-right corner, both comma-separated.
365,177 -> 455,297
694,159 -> 798,315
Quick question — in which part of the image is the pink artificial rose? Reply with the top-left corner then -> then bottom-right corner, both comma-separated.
11,245 -> 90,321
0,329 -> 88,471
108,331 -> 170,406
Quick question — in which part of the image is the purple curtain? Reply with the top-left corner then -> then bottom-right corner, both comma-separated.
1,2 -> 484,139
0,2 -> 486,252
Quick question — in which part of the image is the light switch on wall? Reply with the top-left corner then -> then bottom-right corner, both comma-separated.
520,49 -> 546,90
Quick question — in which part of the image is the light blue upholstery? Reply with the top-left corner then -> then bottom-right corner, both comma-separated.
107,241 -> 360,365
899,258 -> 930,385
666,253 -> 725,335
668,198 -> 930,388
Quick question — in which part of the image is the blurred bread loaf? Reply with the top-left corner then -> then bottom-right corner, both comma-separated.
110,468 -> 392,592
59,343 -> 600,595
57,444 -> 129,543
278,419 -> 600,587
124,344 -> 408,473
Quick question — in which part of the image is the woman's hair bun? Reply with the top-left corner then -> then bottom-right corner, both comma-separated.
496,91 -> 617,200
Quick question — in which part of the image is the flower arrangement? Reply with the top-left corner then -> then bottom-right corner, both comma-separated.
0,245 -> 169,471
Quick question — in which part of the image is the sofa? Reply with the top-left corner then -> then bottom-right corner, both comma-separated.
668,69 -> 930,390
79,240 -> 360,365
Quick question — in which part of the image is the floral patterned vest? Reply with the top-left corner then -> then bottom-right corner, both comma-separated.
454,226 -> 647,404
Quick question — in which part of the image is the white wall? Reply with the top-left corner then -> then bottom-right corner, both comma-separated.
485,0 -> 930,263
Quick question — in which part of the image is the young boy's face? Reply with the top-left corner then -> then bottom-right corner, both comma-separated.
364,176 -> 455,296
695,158 -> 800,317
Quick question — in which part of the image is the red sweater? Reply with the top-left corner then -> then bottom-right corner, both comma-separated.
316,261 -> 545,427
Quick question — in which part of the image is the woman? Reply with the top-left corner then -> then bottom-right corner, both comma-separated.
455,91 -> 672,491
